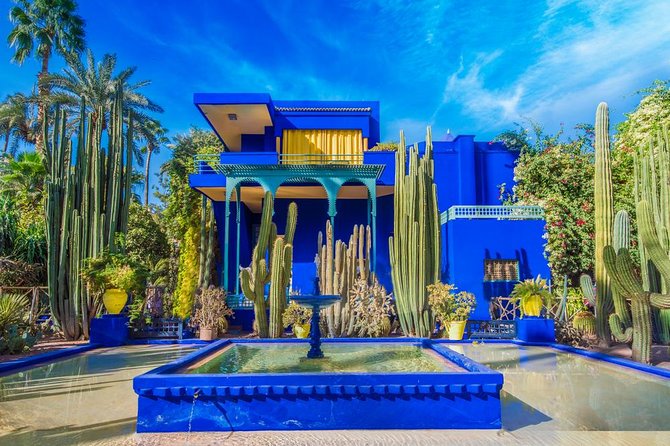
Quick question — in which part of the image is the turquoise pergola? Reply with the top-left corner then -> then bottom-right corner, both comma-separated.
216,163 -> 385,293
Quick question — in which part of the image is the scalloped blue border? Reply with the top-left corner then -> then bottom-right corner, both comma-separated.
0,343 -> 100,376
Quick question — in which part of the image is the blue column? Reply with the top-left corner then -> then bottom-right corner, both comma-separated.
235,185 -> 241,295
223,193 -> 231,291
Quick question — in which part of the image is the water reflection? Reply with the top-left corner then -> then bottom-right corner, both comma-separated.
459,343 -> 670,431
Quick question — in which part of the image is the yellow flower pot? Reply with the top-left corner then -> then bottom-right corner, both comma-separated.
522,296 -> 543,317
102,288 -> 128,314
294,323 -> 310,338
446,320 -> 467,340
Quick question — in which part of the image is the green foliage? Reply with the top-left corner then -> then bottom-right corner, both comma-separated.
427,282 -> 476,329
499,124 -> 595,282
80,251 -> 148,296
192,286 -> 233,331
0,93 -> 39,154
173,225 -> 199,319
125,200 -> 169,268
7,0 -> 85,66
0,195 -> 18,256
389,127 -> 439,337
158,128 -> 223,299
282,301 -> 312,328
510,276 -> 552,318
0,293 -> 29,331
0,293 -> 39,355
0,324 -> 39,355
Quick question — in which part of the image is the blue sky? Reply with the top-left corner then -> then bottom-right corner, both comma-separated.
1,0 -> 669,196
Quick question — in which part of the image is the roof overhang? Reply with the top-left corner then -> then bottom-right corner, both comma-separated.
194,93 -> 274,151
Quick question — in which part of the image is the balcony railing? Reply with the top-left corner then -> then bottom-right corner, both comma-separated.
446,205 -> 545,221
279,153 -> 363,165
193,153 -> 367,173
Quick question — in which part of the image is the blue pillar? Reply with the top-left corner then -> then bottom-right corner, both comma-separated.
223,192 -> 231,291
456,135 -> 476,204
235,185 -> 241,295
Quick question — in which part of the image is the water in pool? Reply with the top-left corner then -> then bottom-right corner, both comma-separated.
184,342 -> 464,374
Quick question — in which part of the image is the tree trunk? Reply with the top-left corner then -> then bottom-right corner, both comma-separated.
3,130 -> 9,154
144,145 -> 153,207
35,48 -> 51,157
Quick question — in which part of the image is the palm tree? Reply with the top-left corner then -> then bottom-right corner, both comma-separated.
43,49 -> 163,130
7,0 -> 85,155
0,93 -> 39,155
0,151 -> 46,209
135,119 -> 169,207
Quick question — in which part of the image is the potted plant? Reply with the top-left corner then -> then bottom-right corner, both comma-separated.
192,286 -> 233,341
282,301 -> 311,338
510,276 -> 552,318
81,252 -> 147,314
427,282 -> 476,340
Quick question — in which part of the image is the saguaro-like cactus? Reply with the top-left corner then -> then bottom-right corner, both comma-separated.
45,91 -> 134,340
604,245 -> 670,363
389,127 -> 440,337
635,131 -> 670,343
594,102 -> 614,342
608,210 -> 633,332
315,221 -> 371,337
239,192 -> 297,338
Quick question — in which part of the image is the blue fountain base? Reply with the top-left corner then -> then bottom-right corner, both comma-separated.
134,339 -> 503,431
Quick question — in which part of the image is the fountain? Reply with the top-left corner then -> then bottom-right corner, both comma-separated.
289,294 -> 340,359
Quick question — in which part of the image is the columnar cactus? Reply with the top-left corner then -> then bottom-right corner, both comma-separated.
315,221 -> 371,337
609,210 -> 633,331
389,127 -> 440,337
603,245 -> 670,363
239,192 -> 297,338
45,91 -> 134,340
579,274 -> 596,307
594,102 -> 614,342
632,128 -> 670,343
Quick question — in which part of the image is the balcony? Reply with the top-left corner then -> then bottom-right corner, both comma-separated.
192,151 -> 396,184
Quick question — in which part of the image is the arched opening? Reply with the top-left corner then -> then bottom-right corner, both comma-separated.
274,178 -> 330,295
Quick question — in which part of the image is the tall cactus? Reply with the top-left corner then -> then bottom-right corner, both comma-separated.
389,127 -> 440,337
635,130 -> 670,343
594,102 -> 614,342
315,221 -> 371,337
239,192 -> 297,338
608,210 -> 633,332
45,90 -> 134,340
604,245 -> 670,363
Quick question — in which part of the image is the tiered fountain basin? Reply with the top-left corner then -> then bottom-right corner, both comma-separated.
134,338 -> 503,432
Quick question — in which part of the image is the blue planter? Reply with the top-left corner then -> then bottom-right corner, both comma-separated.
516,317 -> 555,343
90,315 -> 129,346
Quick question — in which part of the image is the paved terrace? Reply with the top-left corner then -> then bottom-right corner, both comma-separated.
0,343 -> 667,446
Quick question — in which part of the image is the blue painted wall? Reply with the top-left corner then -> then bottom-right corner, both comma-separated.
445,218 -> 550,320
191,95 -> 550,323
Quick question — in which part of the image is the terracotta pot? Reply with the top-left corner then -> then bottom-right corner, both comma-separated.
294,323 -> 310,338
199,327 -> 217,341
446,320 -> 467,340
103,288 -> 128,314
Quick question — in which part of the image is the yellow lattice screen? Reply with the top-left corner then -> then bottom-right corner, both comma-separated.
281,129 -> 363,164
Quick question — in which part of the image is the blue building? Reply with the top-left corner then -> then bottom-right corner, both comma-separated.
189,93 -> 550,321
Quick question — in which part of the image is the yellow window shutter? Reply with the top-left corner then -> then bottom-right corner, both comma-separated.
281,129 -> 363,164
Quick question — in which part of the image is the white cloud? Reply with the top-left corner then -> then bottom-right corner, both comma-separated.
441,0 -> 670,131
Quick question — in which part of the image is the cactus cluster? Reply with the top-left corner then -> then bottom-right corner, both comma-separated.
45,92 -> 134,340
239,191 -> 297,338
314,220 -> 371,337
592,102 -> 670,363
389,127 -> 440,337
